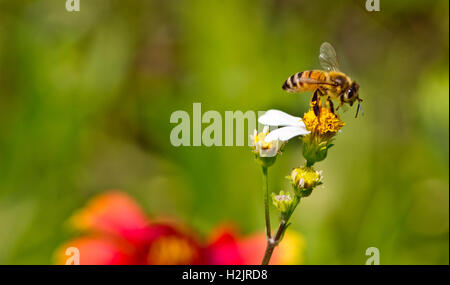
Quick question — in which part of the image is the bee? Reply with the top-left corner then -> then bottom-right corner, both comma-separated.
282,42 -> 363,118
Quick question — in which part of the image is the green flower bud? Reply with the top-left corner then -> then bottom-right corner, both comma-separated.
272,191 -> 297,220
302,134 -> 333,166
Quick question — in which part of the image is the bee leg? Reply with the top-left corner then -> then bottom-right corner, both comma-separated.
335,95 -> 344,111
311,89 -> 321,117
313,103 -> 320,117
327,96 -> 335,114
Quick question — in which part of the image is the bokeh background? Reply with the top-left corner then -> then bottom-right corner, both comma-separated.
0,0 -> 448,264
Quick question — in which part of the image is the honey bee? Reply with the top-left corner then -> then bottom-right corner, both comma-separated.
282,42 -> 363,118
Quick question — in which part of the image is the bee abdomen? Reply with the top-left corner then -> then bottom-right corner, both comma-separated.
282,72 -> 303,91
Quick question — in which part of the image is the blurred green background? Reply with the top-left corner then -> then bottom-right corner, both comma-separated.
0,0 -> 448,264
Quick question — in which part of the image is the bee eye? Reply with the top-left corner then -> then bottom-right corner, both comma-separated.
346,89 -> 354,99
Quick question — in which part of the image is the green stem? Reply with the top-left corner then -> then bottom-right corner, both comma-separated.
262,166 -> 271,239
261,220 -> 287,265
261,196 -> 301,265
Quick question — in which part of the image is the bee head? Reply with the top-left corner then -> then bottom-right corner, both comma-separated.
344,82 -> 359,103
343,82 -> 363,118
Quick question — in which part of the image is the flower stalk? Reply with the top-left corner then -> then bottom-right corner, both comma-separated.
254,106 -> 347,265
251,127 -> 285,245
262,166 -> 271,239
261,194 -> 300,265
261,219 -> 288,265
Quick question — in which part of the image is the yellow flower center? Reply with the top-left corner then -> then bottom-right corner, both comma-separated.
302,107 -> 345,135
252,129 -> 273,150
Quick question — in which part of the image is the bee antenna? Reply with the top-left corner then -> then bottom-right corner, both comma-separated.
355,98 -> 364,118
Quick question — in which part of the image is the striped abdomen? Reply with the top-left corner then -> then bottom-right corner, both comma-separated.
282,70 -> 329,93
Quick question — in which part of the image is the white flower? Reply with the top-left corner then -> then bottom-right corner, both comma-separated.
258,110 -> 310,142
250,126 -> 282,157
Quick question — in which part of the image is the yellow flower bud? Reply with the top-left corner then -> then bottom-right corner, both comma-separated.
289,166 -> 323,197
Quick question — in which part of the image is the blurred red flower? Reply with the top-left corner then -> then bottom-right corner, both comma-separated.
55,191 -> 305,265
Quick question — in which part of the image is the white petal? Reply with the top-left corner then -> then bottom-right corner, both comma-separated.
299,178 -> 305,188
258,109 -> 304,127
264,126 -> 309,142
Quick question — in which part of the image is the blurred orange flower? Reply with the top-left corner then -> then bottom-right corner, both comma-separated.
55,191 -> 305,265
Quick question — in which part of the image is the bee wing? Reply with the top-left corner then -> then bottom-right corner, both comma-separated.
319,42 -> 340,72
